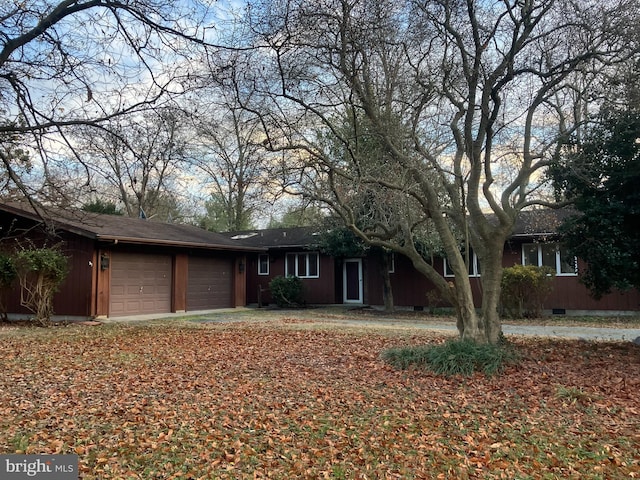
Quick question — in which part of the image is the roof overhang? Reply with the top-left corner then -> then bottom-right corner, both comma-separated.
0,203 -> 265,253
96,235 -> 266,252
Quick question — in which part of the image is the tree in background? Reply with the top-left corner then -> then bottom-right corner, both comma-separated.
551,107 -> 640,298
0,115 -> 32,202
267,201 -> 328,229
238,0 -> 637,343
191,48 -> 278,232
0,0 -> 217,212
73,107 -> 189,222
82,199 -> 123,216
550,54 -> 640,298
198,193 -> 252,232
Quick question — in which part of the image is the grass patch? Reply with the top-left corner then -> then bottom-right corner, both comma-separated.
555,385 -> 601,405
382,338 -> 519,376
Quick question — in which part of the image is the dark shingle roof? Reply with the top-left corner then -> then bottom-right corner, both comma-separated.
511,209 -> 576,237
222,226 -> 322,249
0,203 -> 263,252
223,209 -> 576,249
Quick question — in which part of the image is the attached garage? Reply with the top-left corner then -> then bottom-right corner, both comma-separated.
0,203 -> 263,320
110,252 -> 172,316
187,256 -> 234,310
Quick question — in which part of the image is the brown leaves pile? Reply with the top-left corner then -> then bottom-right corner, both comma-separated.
0,320 -> 638,479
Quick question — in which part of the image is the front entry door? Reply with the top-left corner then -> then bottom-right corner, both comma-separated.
343,259 -> 363,303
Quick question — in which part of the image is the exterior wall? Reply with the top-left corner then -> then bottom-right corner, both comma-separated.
52,234 -> 96,317
234,255 -> 246,307
504,241 -> 640,313
173,253 -> 188,312
95,248 -> 110,317
367,244 -> 640,313
0,212 -> 95,319
245,241 -> 640,313
366,254 -> 438,308
245,250 -> 337,306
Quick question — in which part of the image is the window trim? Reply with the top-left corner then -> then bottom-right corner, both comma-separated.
443,251 -> 481,278
521,242 -> 577,276
258,254 -> 269,276
286,252 -> 320,279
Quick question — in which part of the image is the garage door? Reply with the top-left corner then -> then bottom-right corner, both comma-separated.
110,252 -> 172,316
187,256 -> 233,310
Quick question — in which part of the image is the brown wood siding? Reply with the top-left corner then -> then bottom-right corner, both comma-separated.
173,254 -> 188,312
366,254 -> 440,308
504,242 -> 640,312
95,249 -> 111,317
1,225 -> 95,318
301,255 -> 336,304
245,253 -> 274,305
187,254 -> 233,310
53,234 -> 96,317
110,252 -> 172,316
244,251 -> 337,305
234,255 -> 246,307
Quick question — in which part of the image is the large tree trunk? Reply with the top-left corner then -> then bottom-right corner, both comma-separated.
452,279 -> 486,343
404,246 -> 487,343
380,252 -> 394,313
478,245 -> 506,345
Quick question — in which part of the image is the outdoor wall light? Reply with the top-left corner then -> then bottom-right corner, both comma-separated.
239,261 -> 245,273
100,254 -> 110,270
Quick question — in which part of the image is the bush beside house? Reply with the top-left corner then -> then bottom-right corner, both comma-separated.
501,265 -> 555,318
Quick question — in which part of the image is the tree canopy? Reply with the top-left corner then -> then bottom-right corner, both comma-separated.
230,0 -> 639,343
551,108 -> 640,298
0,0 -> 216,208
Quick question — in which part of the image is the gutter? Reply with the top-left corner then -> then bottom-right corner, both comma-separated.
96,235 -> 266,252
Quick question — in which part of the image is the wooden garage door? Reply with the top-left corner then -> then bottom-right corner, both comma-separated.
187,256 -> 233,310
110,252 -> 172,316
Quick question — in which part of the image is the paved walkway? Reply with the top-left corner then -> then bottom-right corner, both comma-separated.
104,308 -> 640,342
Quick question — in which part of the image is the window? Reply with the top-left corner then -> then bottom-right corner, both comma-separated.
286,252 -> 320,278
444,250 -> 481,277
258,254 -> 269,276
388,253 -> 395,274
522,243 -> 576,275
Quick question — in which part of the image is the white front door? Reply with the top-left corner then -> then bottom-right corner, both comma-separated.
343,259 -> 363,303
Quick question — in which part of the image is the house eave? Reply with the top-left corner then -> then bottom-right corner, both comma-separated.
511,232 -> 561,239
96,235 -> 266,252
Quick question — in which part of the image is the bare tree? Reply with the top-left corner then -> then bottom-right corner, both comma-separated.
238,0 -> 637,343
0,0 -> 216,208
74,106 -> 189,221
190,54 -> 281,231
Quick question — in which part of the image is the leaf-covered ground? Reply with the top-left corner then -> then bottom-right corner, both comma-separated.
0,318 -> 639,479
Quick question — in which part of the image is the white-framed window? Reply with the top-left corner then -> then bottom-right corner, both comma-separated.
286,252 -> 320,278
258,254 -> 269,276
444,251 -> 481,277
388,253 -> 395,274
522,243 -> 577,276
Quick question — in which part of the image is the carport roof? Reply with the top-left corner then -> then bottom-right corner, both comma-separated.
0,202 -> 264,252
